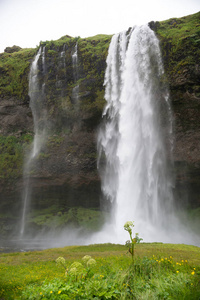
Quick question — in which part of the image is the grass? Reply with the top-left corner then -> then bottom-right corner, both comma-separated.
0,243 -> 199,299
156,11 -> 200,41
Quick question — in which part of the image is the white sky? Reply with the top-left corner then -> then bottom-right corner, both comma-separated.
0,0 -> 200,53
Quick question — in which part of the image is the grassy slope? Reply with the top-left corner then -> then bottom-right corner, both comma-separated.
157,11 -> 200,39
156,11 -> 200,81
0,243 -> 199,299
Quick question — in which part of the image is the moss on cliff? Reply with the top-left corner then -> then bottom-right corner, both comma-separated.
155,11 -> 200,87
0,134 -> 33,179
27,206 -> 106,232
0,48 -> 36,100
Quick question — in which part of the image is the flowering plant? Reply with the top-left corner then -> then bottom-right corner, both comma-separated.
124,221 -> 142,263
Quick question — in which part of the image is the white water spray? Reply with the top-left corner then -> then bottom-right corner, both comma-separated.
96,25 -> 199,245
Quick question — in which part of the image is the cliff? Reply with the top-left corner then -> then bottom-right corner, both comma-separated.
152,12 -> 200,208
0,12 -> 199,236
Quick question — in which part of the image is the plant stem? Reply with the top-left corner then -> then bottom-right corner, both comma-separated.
132,242 -> 134,264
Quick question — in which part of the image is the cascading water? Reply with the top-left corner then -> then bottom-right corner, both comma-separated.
56,44 -> 67,95
20,47 -> 47,237
72,43 -> 79,103
60,44 -> 66,70
42,46 -> 46,74
97,25 -> 179,243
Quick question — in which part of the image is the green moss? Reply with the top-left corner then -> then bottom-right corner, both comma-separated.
78,35 -> 111,86
0,48 -> 36,99
40,35 -> 74,49
47,135 -> 65,146
47,49 -> 57,55
155,11 -> 200,76
0,134 -> 33,179
156,12 -> 199,39
28,206 -> 107,231
37,152 -> 50,159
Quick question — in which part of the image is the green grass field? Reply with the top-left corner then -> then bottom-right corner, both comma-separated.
0,243 -> 199,299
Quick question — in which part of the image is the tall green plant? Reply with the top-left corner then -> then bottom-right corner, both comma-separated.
124,221 -> 143,264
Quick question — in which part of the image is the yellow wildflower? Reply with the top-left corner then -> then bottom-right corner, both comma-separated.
58,291 -> 61,294
191,271 -> 195,275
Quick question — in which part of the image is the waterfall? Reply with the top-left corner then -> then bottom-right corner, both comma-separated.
20,47 -> 47,236
97,25 -> 176,243
56,44 -> 67,95
42,46 -> 46,74
72,43 -> 79,103
60,44 -> 66,70
29,47 -> 47,159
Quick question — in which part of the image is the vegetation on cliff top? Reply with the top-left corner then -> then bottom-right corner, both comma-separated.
0,12 -> 199,101
0,48 -> 36,100
155,11 -> 200,85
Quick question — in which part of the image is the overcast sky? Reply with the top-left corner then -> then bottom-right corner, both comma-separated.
0,0 -> 199,53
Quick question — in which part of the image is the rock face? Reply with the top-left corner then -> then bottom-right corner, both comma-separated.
0,98 -> 32,135
152,12 -> 200,207
0,12 -> 200,236
0,35 -> 110,235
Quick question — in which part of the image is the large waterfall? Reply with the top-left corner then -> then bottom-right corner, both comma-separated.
97,25 -> 177,243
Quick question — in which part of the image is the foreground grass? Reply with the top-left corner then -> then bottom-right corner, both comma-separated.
0,243 -> 199,299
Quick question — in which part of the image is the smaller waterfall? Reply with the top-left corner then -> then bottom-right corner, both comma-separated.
60,44 -> 66,70
72,43 -> 79,103
20,46 -> 47,236
30,47 -> 47,159
56,45 -> 67,95
20,48 -> 41,236
42,47 -> 46,74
